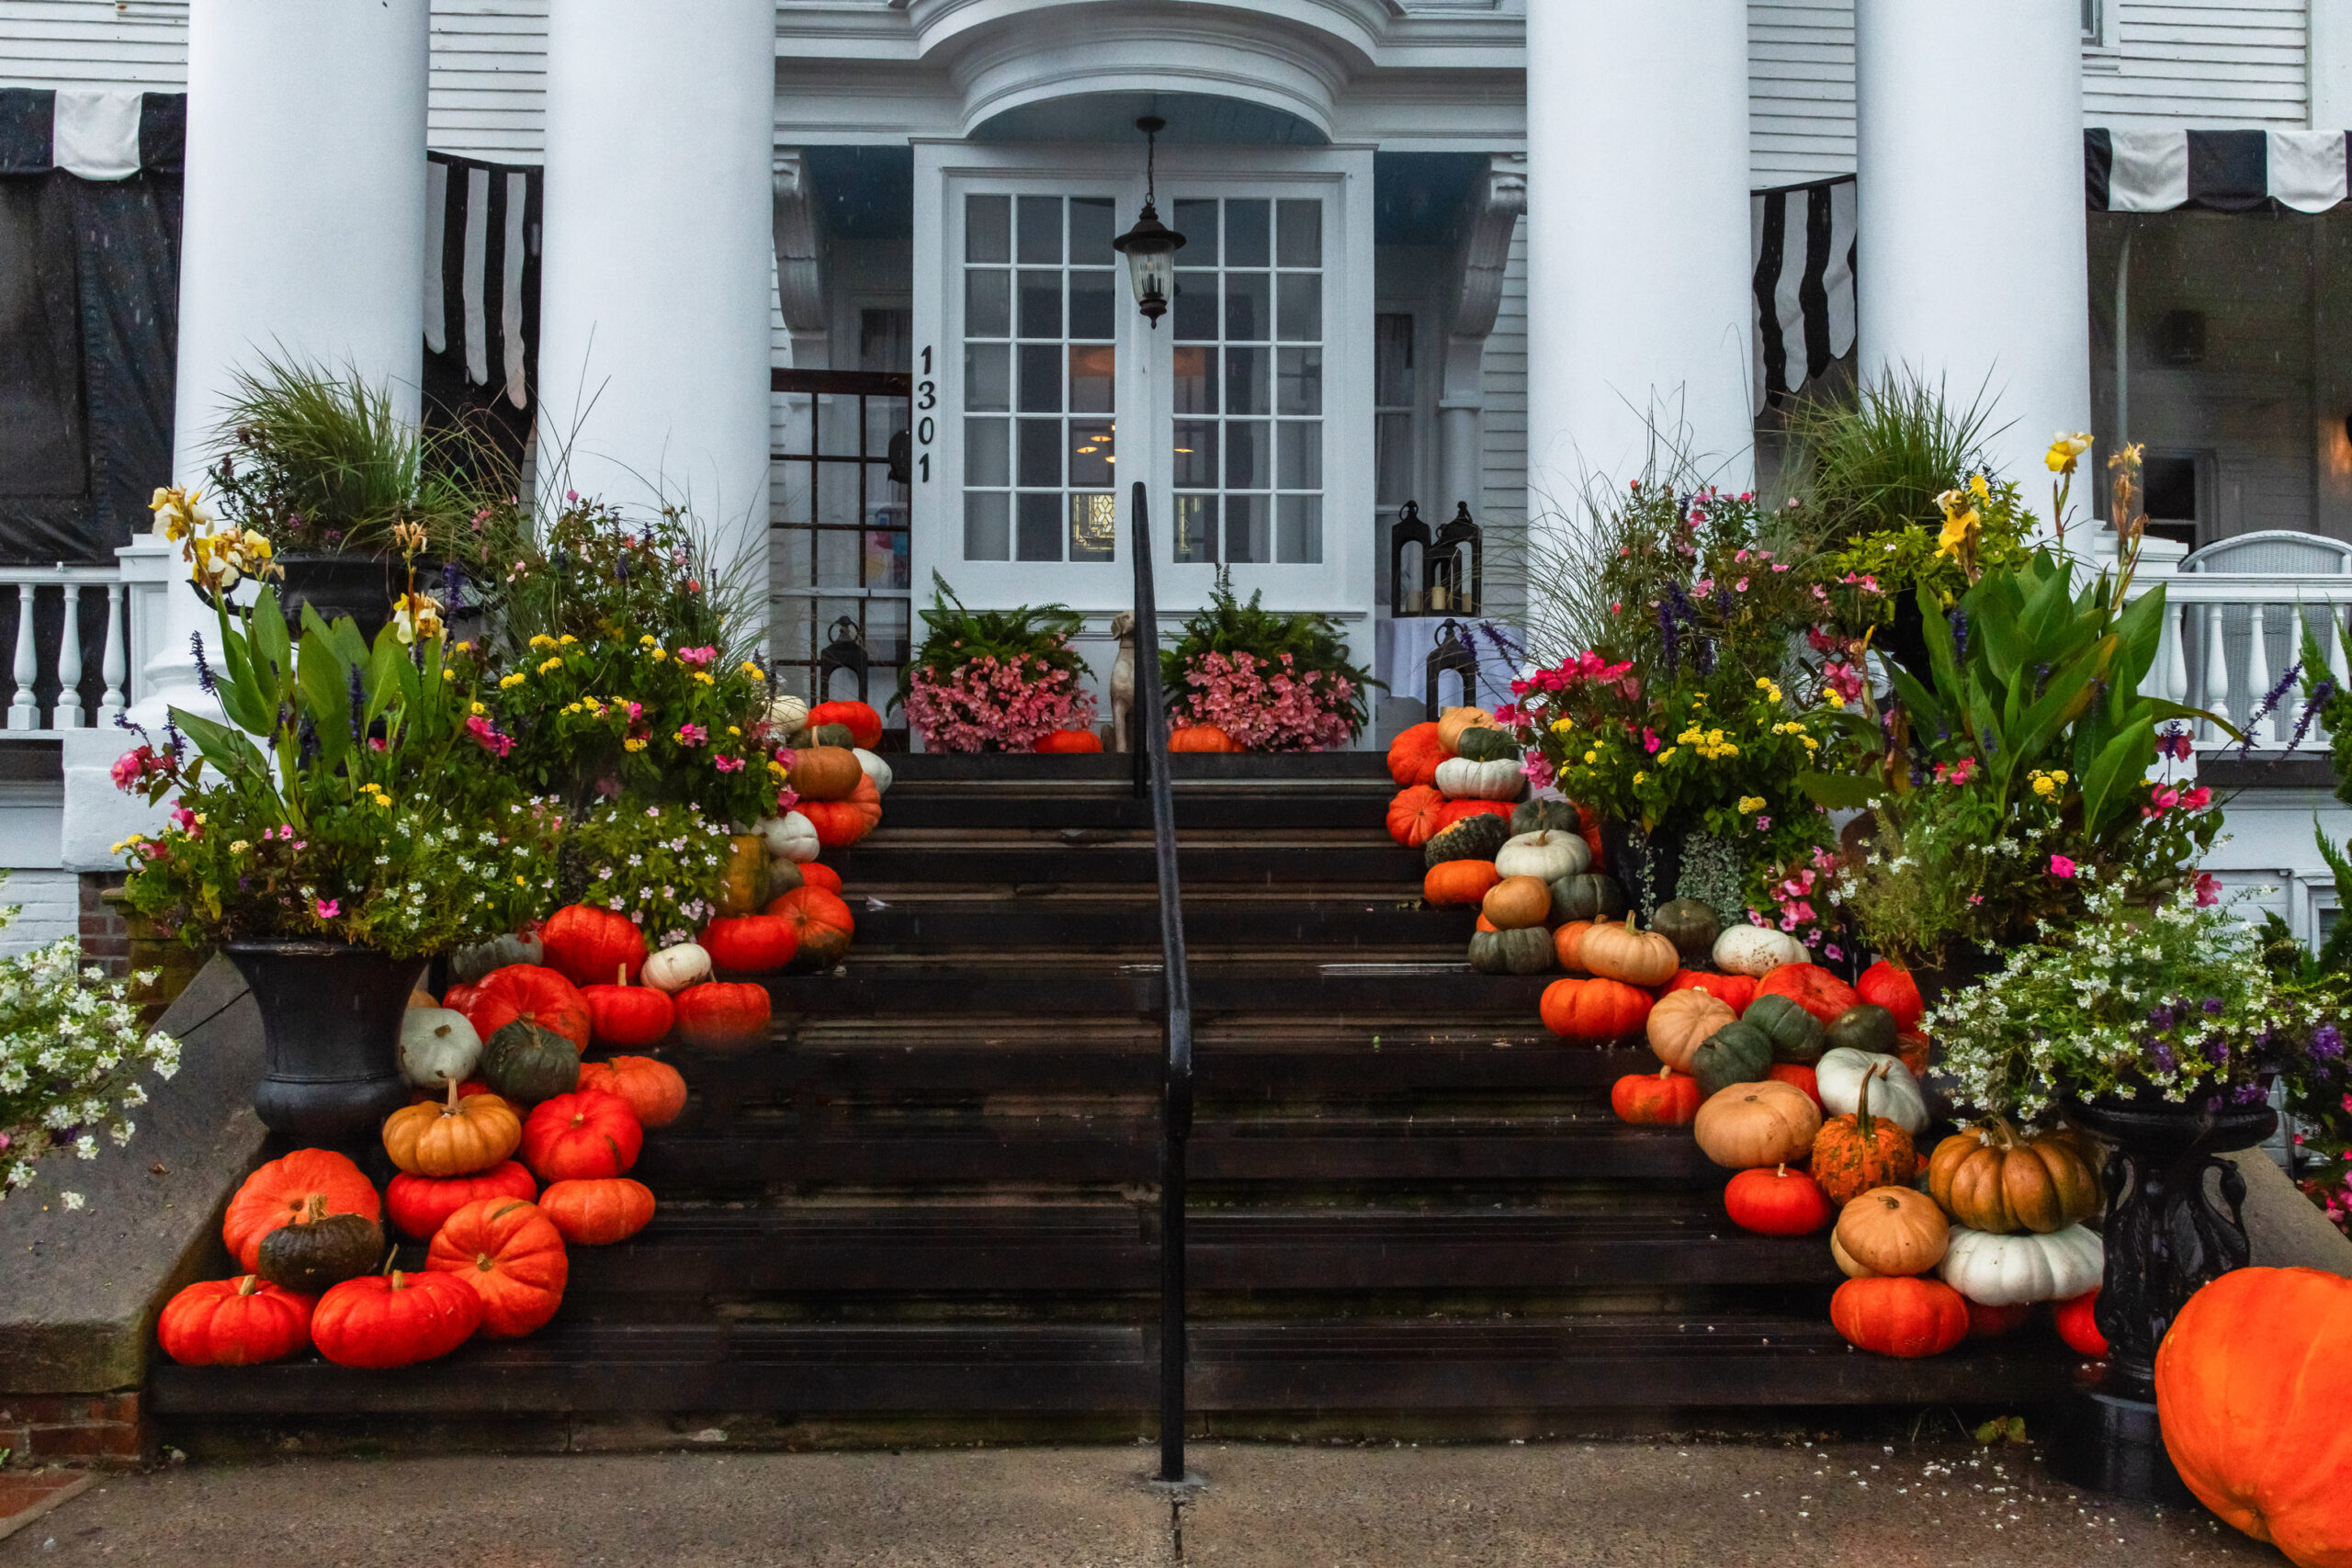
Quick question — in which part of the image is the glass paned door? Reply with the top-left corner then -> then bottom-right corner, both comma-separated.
771,368 -> 911,723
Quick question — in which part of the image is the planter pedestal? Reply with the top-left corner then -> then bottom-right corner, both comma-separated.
2044,1096 -> 2277,1503
223,941 -> 421,1147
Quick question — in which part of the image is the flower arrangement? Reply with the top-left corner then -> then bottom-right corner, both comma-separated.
1160,572 -> 1372,751
895,577 -> 1096,752
1932,880 -> 2324,1124
559,801 -> 735,949
0,908 -> 182,1211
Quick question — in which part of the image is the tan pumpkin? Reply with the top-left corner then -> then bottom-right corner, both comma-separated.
788,745 -> 865,803
1830,1228 -> 1879,1280
1926,1122 -> 2103,1235
1692,1079 -> 1823,1170
1436,705 -> 1496,756
1645,988 -> 1736,1072
1480,875 -> 1551,931
1834,1186 -> 1951,1277
1579,915 -> 1679,987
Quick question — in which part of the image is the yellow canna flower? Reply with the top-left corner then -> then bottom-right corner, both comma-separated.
1968,473 -> 1990,502
2046,432 -> 2094,474
1737,795 -> 1766,814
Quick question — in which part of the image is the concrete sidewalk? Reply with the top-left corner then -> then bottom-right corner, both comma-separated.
0,1438 -> 2280,1568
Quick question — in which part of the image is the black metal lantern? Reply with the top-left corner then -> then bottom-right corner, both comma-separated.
1388,501 -> 1431,617
1113,117 -> 1185,327
819,615 -> 870,703
1425,617 -> 1478,716
1429,502 -> 1483,615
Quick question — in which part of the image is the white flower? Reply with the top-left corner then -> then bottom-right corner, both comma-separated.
60,1190 -> 84,1211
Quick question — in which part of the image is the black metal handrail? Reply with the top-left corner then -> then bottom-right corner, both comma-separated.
1127,479 -> 1193,1484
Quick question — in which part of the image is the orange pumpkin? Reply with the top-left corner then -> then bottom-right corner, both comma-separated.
1692,1080 -> 1822,1169
1423,859 -> 1500,907
538,904 -> 646,988
381,1079 -> 525,1178
1666,969 -> 1758,1013
1724,1164 -> 1833,1236
1434,797 -> 1512,832
800,773 -> 882,848
1857,960 -> 1925,1031
519,1089 -> 643,1181
788,744 -> 865,802
766,885 -> 855,968
1810,1063 -> 1918,1206
2157,1267 -> 2352,1565
1388,785 -> 1448,848
1753,963 -> 1861,1025
673,981 -> 773,1051
1034,728 -> 1103,753
576,1055 -> 688,1128
1645,988 -> 1736,1072
1539,976 -> 1654,1041
425,1197 -> 569,1338
1386,722 -> 1444,787
1480,875 -> 1550,931
222,1149 -> 382,1274
582,965 -> 674,1050
386,1160 -> 537,1242
158,1275 -> 316,1367
538,1178 -> 658,1246
1765,1062 -> 1822,1106
806,700 -> 884,750
1833,1186 -> 1950,1276
702,914 -> 800,974
1552,919 -> 1599,971
1578,915 -> 1679,987
309,1267 -> 481,1369
1925,1121 -> 2101,1235
1435,705 -> 1495,755
1168,724 -> 1241,752
1831,1276 -> 1970,1358
1610,1066 -> 1702,1125
462,964 -> 593,1055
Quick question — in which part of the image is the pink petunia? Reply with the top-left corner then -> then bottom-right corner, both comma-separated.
2050,854 -> 2076,879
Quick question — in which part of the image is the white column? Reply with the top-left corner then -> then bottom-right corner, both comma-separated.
538,0 -> 775,619
1857,1 -> 2090,494
1524,3 -> 1754,553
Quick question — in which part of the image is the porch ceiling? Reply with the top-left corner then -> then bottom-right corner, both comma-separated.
968,90 -> 1326,147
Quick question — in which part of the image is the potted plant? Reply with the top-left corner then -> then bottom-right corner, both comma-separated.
115,505 -> 556,1145
894,575 -> 1097,752
1160,570 -> 1374,752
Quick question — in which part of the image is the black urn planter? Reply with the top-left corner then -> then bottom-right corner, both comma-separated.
270,552 -> 405,644
2044,1094 -> 2278,1505
223,941 -> 422,1147
1597,820 -> 1681,923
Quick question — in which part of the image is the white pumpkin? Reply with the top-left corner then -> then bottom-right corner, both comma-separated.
853,747 -> 893,795
398,1008 -> 481,1089
640,942 -> 713,995
768,693 -> 810,740
1711,923 -> 1807,977
449,929 -> 544,984
758,811 -> 820,863
1433,755 -> 1525,802
1815,1048 -> 1928,1136
1493,829 -> 1590,883
1939,1224 -> 2104,1305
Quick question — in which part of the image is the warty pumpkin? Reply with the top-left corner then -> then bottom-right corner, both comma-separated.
1494,829 -> 1589,883
1387,785 -> 1449,848
426,1196 -> 569,1338
311,1266 -> 482,1369
1645,987 -> 1736,1072
1579,915 -> 1679,987
1386,722 -> 1445,788
157,1275 -> 315,1367
382,1079 -> 524,1178
1692,1079 -> 1822,1169
1925,1122 -> 2102,1235
223,1149 -> 381,1274
1481,875 -> 1551,931
1610,1066 -> 1702,1125
1423,859 -> 1501,908
1540,976 -> 1653,1041
1724,1164 -> 1832,1236
1830,1276 -> 1969,1358
1833,1186 -> 1950,1277
1423,807 -> 1512,868
1809,1062 -> 1917,1206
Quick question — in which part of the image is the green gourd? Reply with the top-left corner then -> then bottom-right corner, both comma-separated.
1424,811 -> 1511,868
1825,1002 -> 1900,1057
1469,927 -> 1555,976
1650,897 -> 1722,964
481,1020 -> 582,1104
256,1195 -> 385,1294
1548,872 -> 1628,924
809,723 -> 856,748
1453,727 -> 1522,764
1510,798 -> 1582,837
1690,1021 -> 1774,1097
1744,993 -> 1828,1065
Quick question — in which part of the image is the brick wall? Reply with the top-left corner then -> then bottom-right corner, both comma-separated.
76,874 -> 128,978
0,1393 -> 148,1467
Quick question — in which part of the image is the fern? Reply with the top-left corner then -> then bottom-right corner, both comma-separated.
891,573 -> 1087,713
1159,569 -> 1377,722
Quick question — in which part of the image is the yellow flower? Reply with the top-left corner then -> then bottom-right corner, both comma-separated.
1934,488 -> 1982,561
470,701 -> 487,716
530,634 -> 558,651
2046,432 -> 2093,474
1582,750 -> 1599,764
624,738 -> 649,752
1824,688 -> 1844,707
499,672 -> 526,690
741,661 -> 764,677
1736,795 -> 1766,814
537,657 -> 563,675
562,703 -> 582,716
692,671 -> 715,686
1550,717 -> 1574,735
1968,473 -> 1990,502
639,635 -> 657,647
728,726 -> 741,737
391,592 -> 444,646
2031,774 -> 2056,796
1802,738 -> 1819,751
650,648 -> 667,662
558,634 -> 578,646
1657,747 -> 1678,764
440,668 -> 456,682
768,758 -> 788,775
229,839 -> 250,853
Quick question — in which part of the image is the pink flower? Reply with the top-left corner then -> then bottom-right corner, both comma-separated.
675,723 -> 708,747
315,898 -> 340,919
465,714 -> 514,758
1755,816 -> 1770,830
2180,786 -> 2212,811
2194,871 -> 2222,908
1643,728 -> 1661,754
713,754 -> 744,773
677,646 -> 717,667
2050,854 -> 2076,879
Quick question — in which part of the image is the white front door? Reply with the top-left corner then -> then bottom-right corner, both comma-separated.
911,143 -> 1374,629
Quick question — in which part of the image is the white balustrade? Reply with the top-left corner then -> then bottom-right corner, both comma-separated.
0,567 -> 130,733
2121,570 -> 2352,757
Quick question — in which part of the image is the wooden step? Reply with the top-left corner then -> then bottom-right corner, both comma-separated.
848,899 -> 1464,953
741,958 -> 1552,1018
885,753 -> 1394,784
832,832 -> 1429,888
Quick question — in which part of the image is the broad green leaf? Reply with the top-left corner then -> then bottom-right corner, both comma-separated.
296,633 -> 351,773
1797,772 -> 1883,809
2078,721 -> 2154,837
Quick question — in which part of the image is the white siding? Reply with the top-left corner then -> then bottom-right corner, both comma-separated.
1478,220 -> 1527,623
0,0 -> 187,91
1749,1 -> 1854,185
428,0 -> 548,159
2088,2 -> 2312,128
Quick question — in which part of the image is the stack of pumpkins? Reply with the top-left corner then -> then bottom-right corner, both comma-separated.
757,699 -> 890,867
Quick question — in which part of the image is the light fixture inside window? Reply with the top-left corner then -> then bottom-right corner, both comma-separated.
1113,117 -> 1185,327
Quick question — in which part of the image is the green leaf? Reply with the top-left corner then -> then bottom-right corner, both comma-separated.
2078,721 -> 2154,837
251,588 -> 294,700
169,706 -> 274,791
1796,772 -> 1883,809
296,633 -> 351,773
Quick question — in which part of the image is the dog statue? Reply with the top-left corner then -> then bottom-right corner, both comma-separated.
1108,611 -> 1136,753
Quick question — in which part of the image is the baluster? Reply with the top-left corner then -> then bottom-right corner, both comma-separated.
99,583 -> 125,720
2202,604 -> 2231,745
8,585 -> 36,731
2159,597 -> 2188,705
2324,601 -> 2352,747
55,582 -> 84,729
2247,604 -> 2273,747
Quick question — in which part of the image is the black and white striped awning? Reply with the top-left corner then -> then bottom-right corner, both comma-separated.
426,152 -> 541,411
2086,128 -> 2351,212
1751,175 -> 1857,410
0,86 -> 183,176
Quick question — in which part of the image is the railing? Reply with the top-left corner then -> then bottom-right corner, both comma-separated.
1127,479 -> 1195,1486
2124,571 -> 2352,750
0,567 -> 130,731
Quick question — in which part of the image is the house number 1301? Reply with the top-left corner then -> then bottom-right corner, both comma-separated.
915,346 -> 935,483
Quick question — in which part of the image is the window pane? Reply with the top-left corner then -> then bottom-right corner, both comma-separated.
1069,197 -> 1116,264
965,417 -> 1009,486
1069,492 -> 1116,561
1277,420 -> 1322,490
1225,272 -> 1270,341
1374,411 -> 1411,506
1224,347 -> 1267,415
1278,347 -> 1322,415
1226,420 -> 1268,489
817,524 -> 858,588
1018,419 -> 1062,487
1173,421 -> 1218,488
1017,270 -> 1061,339
859,307 -> 911,372
1069,344 -> 1115,413
966,270 -> 1010,338
1174,494 -> 1217,564
965,344 -> 1010,411
1226,199 -> 1270,266
1174,199 -> 1218,265
1174,346 -> 1218,413
1173,273 -> 1216,341
965,491 -> 1010,559
817,393 -> 861,457
966,195 -> 1010,264
1225,493 -> 1269,563
1277,495 -> 1322,564
1016,492 -> 1060,560
1018,344 -> 1062,412
1277,274 -> 1320,342
1069,270 -> 1115,340
1017,195 -> 1061,264
1374,315 -> 1414,406
1276,200 -> 1320,268
1069,419 -> 1115,487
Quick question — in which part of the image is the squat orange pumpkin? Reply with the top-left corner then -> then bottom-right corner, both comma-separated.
805,700 -> 884,750
539,1178 -> 658,1246
582,965 -> 674,1049
1830,1275 -> 1969,1358
386,1159 -> 537,1241
1724,1164 -> 1832,1236
1481,875 -> 1551,931
311,1267 -> 481,1369
1610,1066 -> 1702,1125
766,885 -> 855,968
1754,963 -> 1861,1025
462,964 -> 592,1054
520,1089 -> 643,1181
702,914 -> 800,975
1034,728 -> 1103,753
1539,976 -> 1654,1041
222,1148 -> 382,1274
157,1275 -> 316,1366
799,773 -> 882,848
538,905 -> 646,988
1857,960 -> 1925,1032
425,1196 -> 569,1338
1168,724 -> 1240,752
1387,785 -> 1448,847
576,1055 -> 688,1128
673,981 -> 773,1051
1423,859 -> 1500,907
1386,722 -> 1444,788
1667,969 -> 1757,1013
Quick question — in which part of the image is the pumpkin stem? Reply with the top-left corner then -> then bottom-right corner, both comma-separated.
381,1245 -> 400,1277
1657,1065 -> 1675,1081
236,1274 -> 263,1296
1856,1064 -> 1880,1140
442,1077 -> 462,1115
616,963 -> 628,987
300,1192 -> 328,1225
1775,1163 -> 1788,1178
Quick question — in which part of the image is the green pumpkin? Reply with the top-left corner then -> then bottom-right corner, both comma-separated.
1548,872 -> 1628,924
1689,1021 -> 1775,1097
481,1020 -> 582,1103
1825,1002 -> 1900,1057
1424,810 -> 1511,868
1510,798 -> 1582,837
1453,727 -> 1522,764
1651,897 -> 1721,964
809,723 -> 856,748
257,1199 -> 384,1294
1742,993 -> 1827,1065
1469,926 -> 1555,976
